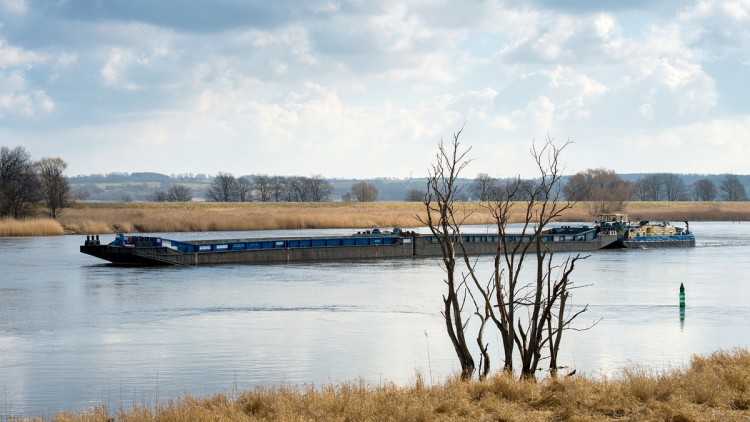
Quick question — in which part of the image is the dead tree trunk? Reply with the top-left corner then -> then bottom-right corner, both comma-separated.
417,129 -> 475,380
485,137 -> 591,380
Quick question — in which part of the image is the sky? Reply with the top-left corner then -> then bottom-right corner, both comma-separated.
1,0 -> 749,179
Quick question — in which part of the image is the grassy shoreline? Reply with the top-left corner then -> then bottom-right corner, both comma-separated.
1,201 -> 748,236
33,348 -> 750,421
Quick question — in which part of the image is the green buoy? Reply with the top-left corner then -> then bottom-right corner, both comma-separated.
679,282 -> 686,308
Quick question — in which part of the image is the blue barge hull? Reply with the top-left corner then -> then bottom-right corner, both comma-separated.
80,226 -> 622,266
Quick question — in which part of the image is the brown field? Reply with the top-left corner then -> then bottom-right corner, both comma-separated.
37,348 -> 750,421
1,201 -> 748,236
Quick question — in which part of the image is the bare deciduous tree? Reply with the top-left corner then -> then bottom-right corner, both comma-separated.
416,129 -> 475,380
307,174 -> 333,202
284,176 -> 306,201
148,190 -> 170,202
421,132 -> 591,381
270,175 -> 286,202
635,174 -> 665,201
692,178 -> 717,201
253,174 -> 273,202
206,172 -> 237,202
236,177 -> 253,202
469,173 -> 498,201
149,185 -> 192,202
0,146 -> 40,218
351,181 -> 379,202
662,173 -> 688,201
35,157 -> 80,218
168,184 -> 193,202
404,188 -> 424,202
563,168 -> 629,214
720,174 -> 748,201
482,138 -> 589,379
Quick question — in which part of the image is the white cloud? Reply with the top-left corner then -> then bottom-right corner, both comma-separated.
0,0 -> 27,15
680,0 -> 750,24
0,71 -> 53,117
101,48 -> 135,86
0,37 -> 41,69
1,0 -> 748,178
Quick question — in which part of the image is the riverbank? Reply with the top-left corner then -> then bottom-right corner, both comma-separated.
41,348 -> 750,421
1,201 -> 748,236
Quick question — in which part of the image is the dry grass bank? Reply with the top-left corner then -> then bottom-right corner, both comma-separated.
2,201 -> 748,236
0,218 -> 64,236
34,348 -> 750,421
623,201 -> 750,222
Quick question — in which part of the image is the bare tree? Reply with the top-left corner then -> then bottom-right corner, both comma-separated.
236,177 -> 253,202
269,175 -> 286,201
635,174 -> 665,201
404,188 -> 424,202
692,178 -> 717,201
148,190 -> 170,202
481,138 -> 589,379
469,173 -> 498,201
35,157 -> 79,218
720,174 -> 748,201
284,176 -> 306,201
167,184 -> 193,202
416,129 -> 476,380
351,181 -> 379,202
503,179 -> 536,201
662,173 -> 688,201
0,146 -> 40,218
149,184 -> 192,202
253,174 -> 273,202
563,168 -> 629,214
420,132 -> 591,381
307,174 -> 333,202
206,172 -> 237,202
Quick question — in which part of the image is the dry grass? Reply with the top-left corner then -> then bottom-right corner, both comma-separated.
23,348 -> 750,421
623,201 -> 750,222
58,201 -> 750,235
0,218 -> 64,236
2,201 -> 748,236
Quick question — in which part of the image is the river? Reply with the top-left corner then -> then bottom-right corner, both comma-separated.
1,222 -> 749,417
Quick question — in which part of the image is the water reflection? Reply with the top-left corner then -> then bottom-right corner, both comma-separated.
1,223 -> 750,417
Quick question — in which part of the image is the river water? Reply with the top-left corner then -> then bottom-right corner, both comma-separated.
1,222 -> 749,417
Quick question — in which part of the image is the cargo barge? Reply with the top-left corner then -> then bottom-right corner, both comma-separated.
597,214 -> 696,248
81,226 -> 621,266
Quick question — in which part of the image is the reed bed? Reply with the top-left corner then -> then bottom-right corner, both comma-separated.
2,201 -> 748,236
0,218 -> 64,236
623,201 -> 750,222
32,348 -> 750,421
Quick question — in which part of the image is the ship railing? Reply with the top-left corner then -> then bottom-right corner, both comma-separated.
164,235 -> 405,253
629,234 -> 695,242
426,228 -> 600,245
112,234 -> 163,247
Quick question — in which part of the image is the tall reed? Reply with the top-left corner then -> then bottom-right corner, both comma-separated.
46,348 -> 750,421
3,201 -> 747,236
0,218 -> 64,236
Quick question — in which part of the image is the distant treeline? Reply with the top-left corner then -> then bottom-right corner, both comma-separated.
67,170 -> 750,203
6,142 -> 746,222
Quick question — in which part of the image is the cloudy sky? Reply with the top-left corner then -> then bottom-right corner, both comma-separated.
1,0 -> 749,179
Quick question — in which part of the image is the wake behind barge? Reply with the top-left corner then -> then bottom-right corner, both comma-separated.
81,226 -> 620,266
